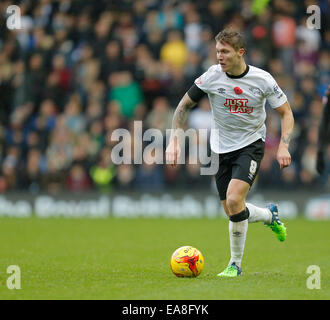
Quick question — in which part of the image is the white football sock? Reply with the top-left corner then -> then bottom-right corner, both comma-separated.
246,202 -> 272,224
228,219 -> 248,268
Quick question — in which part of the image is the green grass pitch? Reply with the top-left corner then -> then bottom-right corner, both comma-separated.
0,217 -> 328,300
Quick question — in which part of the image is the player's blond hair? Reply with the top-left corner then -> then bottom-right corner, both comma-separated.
215,28 -> 246,52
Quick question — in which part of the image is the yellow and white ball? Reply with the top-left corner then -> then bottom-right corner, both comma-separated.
170,246 -> 204,277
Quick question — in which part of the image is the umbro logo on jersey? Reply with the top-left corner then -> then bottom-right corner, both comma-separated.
224,99 -> 253,114
217,87 -> 226,94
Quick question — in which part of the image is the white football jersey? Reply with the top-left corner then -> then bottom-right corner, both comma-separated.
194,64 -> 287,153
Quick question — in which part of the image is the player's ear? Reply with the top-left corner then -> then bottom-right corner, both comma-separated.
238,48 -> 245,57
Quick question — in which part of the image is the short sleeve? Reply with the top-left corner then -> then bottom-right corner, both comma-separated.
264,74 -> 288,109
194,65 -> 217,94
187,84 -> 206,102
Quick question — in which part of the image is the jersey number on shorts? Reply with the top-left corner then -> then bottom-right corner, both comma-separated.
249,160 -> 257,175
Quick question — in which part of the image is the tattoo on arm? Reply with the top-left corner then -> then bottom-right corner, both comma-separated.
281,132 -> 292,145
172,93 -> 196,129
277,102 -> 294,147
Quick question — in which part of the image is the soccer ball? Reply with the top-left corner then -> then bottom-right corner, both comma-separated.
170,246 -> 204,277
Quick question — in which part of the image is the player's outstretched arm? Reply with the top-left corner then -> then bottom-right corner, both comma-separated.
166,93 -> 196,167
274,101 -> 295,170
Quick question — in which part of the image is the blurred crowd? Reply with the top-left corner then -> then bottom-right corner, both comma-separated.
0,0 -> 329,195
